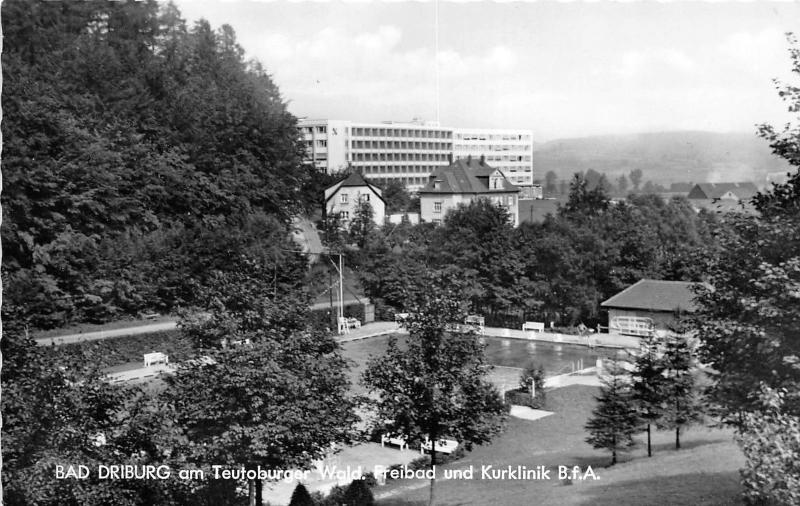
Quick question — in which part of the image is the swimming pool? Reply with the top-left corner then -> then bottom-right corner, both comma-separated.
343,333 -> 625,378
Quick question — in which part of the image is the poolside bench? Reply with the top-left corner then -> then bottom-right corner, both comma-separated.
337,317 -> 361,334
523,321 -> 545,332
380,434 -> 408,451
143,352 -> 169,367
420,438 -> 459,455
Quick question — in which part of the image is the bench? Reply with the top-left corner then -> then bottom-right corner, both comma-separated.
380,434 -> 408,451
143,352 -> 169,367
395,313 -> 411,325
141,312 -> 161,321
523,321 -> 545,332
464,315 -> 485,335
420,438 -> 459,455
337,317 -> 361,334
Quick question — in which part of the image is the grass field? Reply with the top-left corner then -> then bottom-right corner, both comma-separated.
374,385 -> 744,506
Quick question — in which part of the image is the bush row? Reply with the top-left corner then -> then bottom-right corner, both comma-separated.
44,329 -> 195,369
504,388 -> 546,409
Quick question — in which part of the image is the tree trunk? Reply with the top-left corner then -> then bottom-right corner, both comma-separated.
647,424 -> 652,457
428,446 -> 437,506
675,426 -> 681,450
248,480 -> 255,506
611,448 -> 616,465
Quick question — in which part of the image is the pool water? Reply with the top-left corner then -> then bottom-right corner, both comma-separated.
480,337 -> 623,375
343,333 -> 625,378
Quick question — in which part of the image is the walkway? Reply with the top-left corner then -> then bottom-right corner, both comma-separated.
35,321 -> 178,347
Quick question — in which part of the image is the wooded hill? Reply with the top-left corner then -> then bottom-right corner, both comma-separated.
532,131 -> 792,186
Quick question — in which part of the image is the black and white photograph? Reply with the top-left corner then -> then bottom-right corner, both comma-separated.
3,1 -> 800,505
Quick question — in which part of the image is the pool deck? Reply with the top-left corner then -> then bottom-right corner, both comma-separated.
336,321 -> 640,351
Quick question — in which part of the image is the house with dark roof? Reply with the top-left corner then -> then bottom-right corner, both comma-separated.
601,279 -> 700,336
687,182 -> 758,201
324,172 -> 385,226
686,182 -> 759,214
417,157 -> 521,226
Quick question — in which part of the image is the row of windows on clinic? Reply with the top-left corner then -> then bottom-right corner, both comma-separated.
351,140 -> 452,151
302,126 -> 328,134
354,152 -> 450,162
351,127 -> 451,139
372,176 -> 429,187
362,165 -> 439,175
453,145 -> 532,153
455,134 -> 531,142
456,154 -> 531,162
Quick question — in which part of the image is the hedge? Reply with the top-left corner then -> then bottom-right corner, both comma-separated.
504,388 -> 546,409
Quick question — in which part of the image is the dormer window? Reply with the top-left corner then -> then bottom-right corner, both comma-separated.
434,179 -> 442,190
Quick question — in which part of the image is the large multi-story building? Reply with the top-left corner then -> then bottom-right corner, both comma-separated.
299,119 -> 533,191
452,128 -> 533,186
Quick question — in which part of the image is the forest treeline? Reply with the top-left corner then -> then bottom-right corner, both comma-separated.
349,175 -> 721,328
2,0 -> 325,329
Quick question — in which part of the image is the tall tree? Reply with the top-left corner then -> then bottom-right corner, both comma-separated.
585,359 -> 641,465
617,174 -> 629,194
629,169 -> 643,191
544,170 -> 558,195
362,272 -> 508,506
631,334 -> 667,457
658,335 -> 701,449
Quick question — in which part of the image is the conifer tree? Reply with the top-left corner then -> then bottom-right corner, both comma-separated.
289,483 -> 315,506
659,335 -> 701,449
585,359 -> 641,465
631,334 -> 667,457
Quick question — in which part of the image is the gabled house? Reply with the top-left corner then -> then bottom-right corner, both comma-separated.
687,182 -> 758,201
418,157 -> 521,226
601,279 -> 700,336
324,172 -> 385,226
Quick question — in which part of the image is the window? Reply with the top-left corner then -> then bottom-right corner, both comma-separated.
434,202 -> 442,213
361,193 -> 370,202
340,193 -> 348,204
341,211 -> 350,220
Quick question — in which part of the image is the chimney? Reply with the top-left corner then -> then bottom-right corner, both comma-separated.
467,154 -> 472,163
480,154 -> 485,165
447,153 -> 453,164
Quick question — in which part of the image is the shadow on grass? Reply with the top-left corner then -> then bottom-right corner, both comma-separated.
574,471 -> 743,506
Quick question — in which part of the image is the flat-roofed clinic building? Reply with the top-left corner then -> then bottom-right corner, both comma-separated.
452,128 -> 534,186
299,119 -> 533,192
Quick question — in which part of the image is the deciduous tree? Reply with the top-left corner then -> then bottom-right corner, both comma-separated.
362,272 -> 508,506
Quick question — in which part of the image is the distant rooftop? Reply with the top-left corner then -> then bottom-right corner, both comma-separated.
601,279 -> 702,313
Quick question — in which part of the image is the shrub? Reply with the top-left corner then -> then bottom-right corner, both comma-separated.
343,479 -> 375,506
737,387 -> 800,505
288,483 -> 315,506
504,389 -> 546,409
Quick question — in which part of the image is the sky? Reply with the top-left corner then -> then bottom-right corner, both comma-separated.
173,1 -> 800,141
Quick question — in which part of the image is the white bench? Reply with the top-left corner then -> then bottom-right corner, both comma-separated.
523,321 -> 545,332
395,313 -> 410,325
380,434 -> 408,451
464,315 -> 485,335
143,352 -> 169,367
420,438 -> 459,455
337,317 -> 361,334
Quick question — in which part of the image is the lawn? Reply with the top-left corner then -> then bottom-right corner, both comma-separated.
373,385 -> 744,506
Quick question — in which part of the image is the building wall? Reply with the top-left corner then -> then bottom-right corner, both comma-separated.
300,119 -> 535,191
326,185 -> 385,226
452,128 -> 533,186
607,308 -> 683,331
420,193 -> 519,227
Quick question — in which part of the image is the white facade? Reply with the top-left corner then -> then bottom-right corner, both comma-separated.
324,177 -> 385,227
299,119 -> 534,191
452,128 -> 534,186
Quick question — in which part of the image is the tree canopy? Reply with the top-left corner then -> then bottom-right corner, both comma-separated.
2,0 -> 316,328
